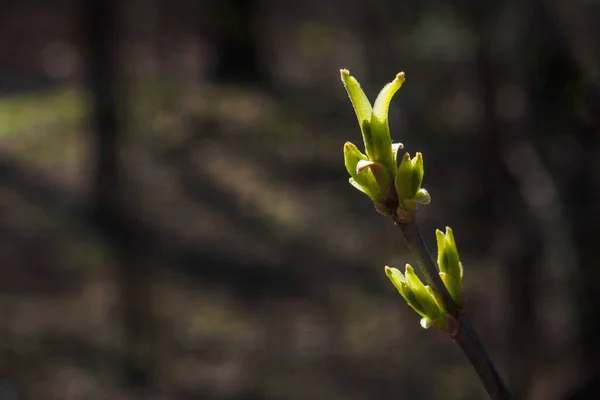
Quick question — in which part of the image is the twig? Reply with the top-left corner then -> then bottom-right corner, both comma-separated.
394,212 -> 513,400
455,313 -> 513,400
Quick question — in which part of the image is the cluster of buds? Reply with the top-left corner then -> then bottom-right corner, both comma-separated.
341,70 -> 465,330
339,70 -> 513,400
385,227 -> 464,330
341,69 -> 430,215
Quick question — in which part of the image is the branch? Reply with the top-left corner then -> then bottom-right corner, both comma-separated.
394,213 -> 513,400
456,313 -> 513,400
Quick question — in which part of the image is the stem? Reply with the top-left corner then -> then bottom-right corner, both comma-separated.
456,313 -> 513,400
394,213 -> 513,400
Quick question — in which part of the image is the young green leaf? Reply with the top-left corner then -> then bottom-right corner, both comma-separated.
412,153 -> 424,194
405,265 -> 442,319
395,152 -> 416,201
440,272 -> 461,305
356,160 -> 392,196
370,72 -> 405,173
341,69 -> 375,158
344,142 -> 379,199
372,72 -> 405,124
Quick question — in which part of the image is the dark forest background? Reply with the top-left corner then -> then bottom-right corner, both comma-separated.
0,0 -> 599,399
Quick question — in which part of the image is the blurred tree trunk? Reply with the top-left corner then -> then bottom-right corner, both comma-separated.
475,41 -> 540,400
524,2 -> 600,397
202,0 -> 263,82
548,22 -> 600,400
566,108 -> 600,400
459,0 -> 542,397
86,0 -> 156,394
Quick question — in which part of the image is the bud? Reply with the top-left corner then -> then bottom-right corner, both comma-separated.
395,152 -> 431,211
343,141 -> 378,200
385,265 -> 447,330
405,265 -> 442,319
435,227 -> 464,306
356,160 -> 392,197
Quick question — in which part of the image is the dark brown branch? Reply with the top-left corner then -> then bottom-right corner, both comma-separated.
455,313 -> 513,400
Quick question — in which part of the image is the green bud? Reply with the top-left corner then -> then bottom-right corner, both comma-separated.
395,152 -> 415,200
439,272 -> 461,305
386,266 -> 451,330
385,266 -> 408,296
356,160 -> 392,197
413,152 -> 424,192
395,152 -> 428,211
344,141 -> 368,169
341,69 -> 406,179
436,227 -> 462,286
423,287 -> 448,329
385,266 -> 428,319
341,70 -> 412,206
405,265 -> 442,319
412,188 -> 431,205
425,285 -> 445,312
435,229 -> 447,271
444,227 -> 460,280
436,226 -> 464,306
344,142 -> 379,200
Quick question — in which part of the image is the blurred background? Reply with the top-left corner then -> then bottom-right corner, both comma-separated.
0,0 -> 599,399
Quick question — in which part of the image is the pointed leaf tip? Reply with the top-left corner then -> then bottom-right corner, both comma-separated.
385,266 -> 405,281
372,72 -> 405,123
445,226 -> 455,242
385,266 -> 405,287
343,141 -> 368,177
